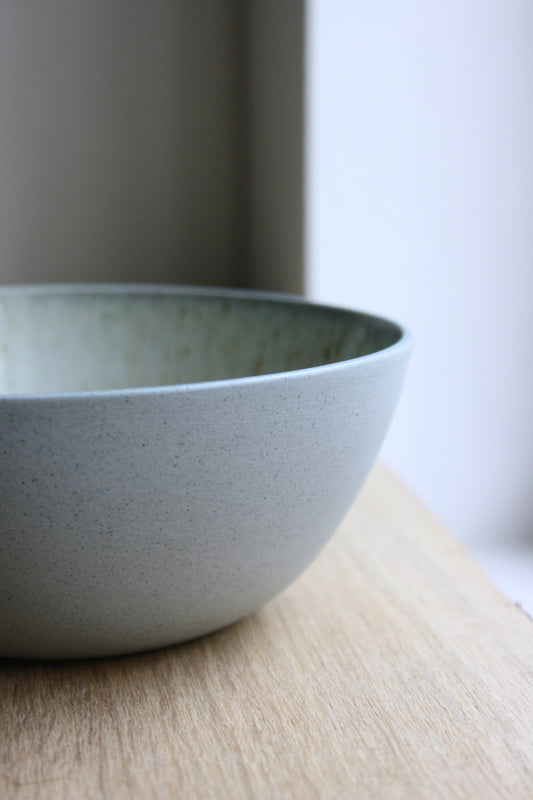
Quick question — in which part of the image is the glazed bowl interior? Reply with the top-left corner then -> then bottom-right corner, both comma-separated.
0,286 -> 403,395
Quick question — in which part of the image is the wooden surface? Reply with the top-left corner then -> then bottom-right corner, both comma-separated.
1,465 -> 532,799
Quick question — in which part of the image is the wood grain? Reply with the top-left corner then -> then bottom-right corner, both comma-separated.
1,465 -> 532,799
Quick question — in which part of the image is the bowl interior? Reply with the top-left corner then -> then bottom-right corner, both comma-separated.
0,287 -> 403,394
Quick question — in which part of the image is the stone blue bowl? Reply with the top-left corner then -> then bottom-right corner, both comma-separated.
0,284 -> 411,659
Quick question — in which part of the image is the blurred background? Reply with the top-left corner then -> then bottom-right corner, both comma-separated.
0,1 -> 531,610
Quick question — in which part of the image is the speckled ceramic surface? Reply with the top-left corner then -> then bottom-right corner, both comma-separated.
0,284 -> 411,659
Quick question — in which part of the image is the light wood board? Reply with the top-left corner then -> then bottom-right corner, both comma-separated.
1,465 -> 532,799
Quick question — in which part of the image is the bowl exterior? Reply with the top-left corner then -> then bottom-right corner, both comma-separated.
0,343 -> 409,658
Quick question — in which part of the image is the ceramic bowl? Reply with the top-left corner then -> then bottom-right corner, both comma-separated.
0,284 -> 411,659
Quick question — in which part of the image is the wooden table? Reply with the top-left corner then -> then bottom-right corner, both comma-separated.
1,466 -> 532,799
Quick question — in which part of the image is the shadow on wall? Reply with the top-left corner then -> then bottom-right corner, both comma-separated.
0,2 -> 305,294
0,2 -> 240,287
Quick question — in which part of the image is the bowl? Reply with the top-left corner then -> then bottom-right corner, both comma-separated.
0,284 -> 411,659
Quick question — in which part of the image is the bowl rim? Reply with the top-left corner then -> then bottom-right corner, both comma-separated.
0,283 -> 412,401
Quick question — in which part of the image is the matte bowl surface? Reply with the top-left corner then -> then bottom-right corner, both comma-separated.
0,284 -> 411,658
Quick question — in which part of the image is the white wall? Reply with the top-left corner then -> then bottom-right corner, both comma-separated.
306,0 -> 533,547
